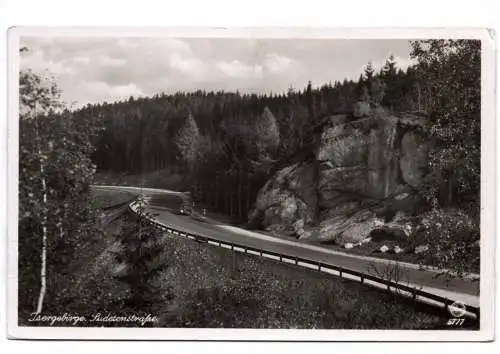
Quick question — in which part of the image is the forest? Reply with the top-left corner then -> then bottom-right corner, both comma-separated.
77,40 -> 480,220
18,39 -> 481,316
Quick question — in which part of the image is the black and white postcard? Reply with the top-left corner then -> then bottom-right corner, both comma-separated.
6,27 -> 496,341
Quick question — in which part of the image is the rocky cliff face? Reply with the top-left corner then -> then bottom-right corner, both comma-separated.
248,161 -> 317,238
248,110 -> 428,245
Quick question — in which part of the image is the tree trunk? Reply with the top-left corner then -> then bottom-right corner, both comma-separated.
416,82 -> 422,112
238,169 -> 243,218
246,175 -> 251,214
428,86 -> 433,113
224,178 -> 229,215
215,174 -> 219,211
230,188 -> 234,218
447,177 -> 454,207
35,121 -> 48,314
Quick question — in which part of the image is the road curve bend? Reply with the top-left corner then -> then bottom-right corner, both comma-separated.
92,185 -> 481,318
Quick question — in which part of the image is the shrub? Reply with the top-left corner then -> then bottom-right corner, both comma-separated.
415,208 -> 480,277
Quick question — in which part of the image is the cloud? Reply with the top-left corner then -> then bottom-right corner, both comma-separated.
19,37 -> 413,107
263,53 -> 295,74
99,56 -> 127,67
90,81 -> 145,98
72,56 -> 91,65
66,81 -> 146,107
216,60 -> 263,78
169,53 -> 205,75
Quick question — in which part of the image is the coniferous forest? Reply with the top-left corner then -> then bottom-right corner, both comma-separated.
77,41 -> 480,221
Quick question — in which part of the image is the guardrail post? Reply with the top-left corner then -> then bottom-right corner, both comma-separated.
295,257 -> 298,265
279,255 -> 282,262
318,263 -> 321,271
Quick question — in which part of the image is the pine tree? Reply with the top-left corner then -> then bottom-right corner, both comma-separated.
370,77 -> 386,107
113,196 -> 173,308
364,62 -> 375,84
360,85 -> 370,103
380,55 -> 398,109
305,80 -> 316,124
381,55 -> 397,79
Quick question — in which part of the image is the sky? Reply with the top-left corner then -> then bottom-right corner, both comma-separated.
20,37 -> 414,108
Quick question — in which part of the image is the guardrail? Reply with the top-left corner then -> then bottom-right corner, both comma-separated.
127,200 -> 480,322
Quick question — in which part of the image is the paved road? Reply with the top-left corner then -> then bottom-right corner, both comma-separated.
92,185 -> 480,308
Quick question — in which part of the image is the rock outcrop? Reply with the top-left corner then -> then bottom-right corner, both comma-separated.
317,115 -> 412,204
248,161 -> 317,237
400,131 -> 428,188
249,108 -> 428,245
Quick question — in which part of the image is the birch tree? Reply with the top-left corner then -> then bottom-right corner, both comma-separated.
19,69 -> 61,314
19,67 -> 99,314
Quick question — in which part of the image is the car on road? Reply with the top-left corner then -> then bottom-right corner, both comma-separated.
175,201 -> 192,216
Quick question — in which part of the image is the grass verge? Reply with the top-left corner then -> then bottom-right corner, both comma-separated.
90,188 -> 137,210
156,235 -> 473,329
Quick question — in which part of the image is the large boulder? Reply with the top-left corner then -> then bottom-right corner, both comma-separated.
248,162 -> 317,236
314,208 -> 415,245
317,210 -> 384,244
250,111 -> 429,245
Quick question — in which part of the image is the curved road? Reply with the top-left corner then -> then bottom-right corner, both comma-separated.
93,185 -> 480,309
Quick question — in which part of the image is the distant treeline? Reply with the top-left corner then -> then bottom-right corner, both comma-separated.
77,55 -> 421,174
